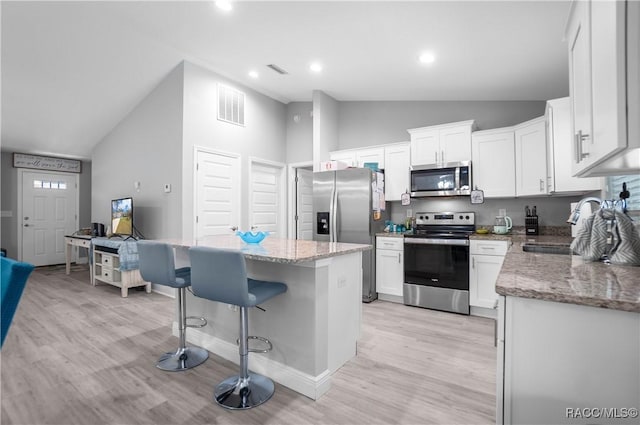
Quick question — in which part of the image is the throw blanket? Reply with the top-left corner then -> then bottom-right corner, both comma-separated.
571,208 -> 640,266
91,239 -> 140,271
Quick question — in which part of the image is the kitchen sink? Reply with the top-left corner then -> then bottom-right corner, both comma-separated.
522,242 -> 574,255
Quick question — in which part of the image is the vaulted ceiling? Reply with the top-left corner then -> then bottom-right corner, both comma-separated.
1,1 -> 571,160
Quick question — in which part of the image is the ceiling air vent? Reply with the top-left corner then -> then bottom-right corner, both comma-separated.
217,84 -> 245,126
266,64 -> 289,75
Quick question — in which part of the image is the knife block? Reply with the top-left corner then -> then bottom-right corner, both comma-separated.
525,216 -> 539,235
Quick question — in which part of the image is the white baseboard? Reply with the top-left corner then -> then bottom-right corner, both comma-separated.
470,305 -> 497,319
377,293 -> 403,304
174,324 -> 332,400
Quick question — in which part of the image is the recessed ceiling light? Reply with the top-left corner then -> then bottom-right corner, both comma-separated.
309,62 -> 323,73
418,52 -> 436,64
248,70 -> 259,79
215,1 -> 232,12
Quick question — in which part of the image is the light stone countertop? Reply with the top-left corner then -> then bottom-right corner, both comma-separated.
495,235 -> 640,313
376,232 -> 407,238
157,234 -> 371,264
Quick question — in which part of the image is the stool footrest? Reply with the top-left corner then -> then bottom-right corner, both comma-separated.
235,335 -> 273,353
186,316 -> 207,328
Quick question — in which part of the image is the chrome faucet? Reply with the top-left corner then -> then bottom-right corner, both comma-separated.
567,197 -> 602,225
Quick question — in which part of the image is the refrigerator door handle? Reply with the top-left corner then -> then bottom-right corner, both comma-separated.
332,187 -> 339,243
329,186 -> 336,242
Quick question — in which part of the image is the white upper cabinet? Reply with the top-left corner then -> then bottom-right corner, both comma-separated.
514,116 -> 548,197
546,97 -> 601,193
329,150 -> 356,167
566,0 -> 639,176
408,120 -> 475,166
355,147 -> 385,169
383,143 -> 410,201
472,128 -> 516,197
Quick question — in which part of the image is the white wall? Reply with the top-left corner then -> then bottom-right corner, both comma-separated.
286,101 -> 313,164
312,90 -> 339,171
91,63 -> 185,240
337,101 -> 546,150
180,61 -> 287,238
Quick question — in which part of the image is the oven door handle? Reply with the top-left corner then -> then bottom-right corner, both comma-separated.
404,238 -> 470,246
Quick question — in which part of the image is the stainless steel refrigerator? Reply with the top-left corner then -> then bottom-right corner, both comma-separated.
313,168 -> 389,302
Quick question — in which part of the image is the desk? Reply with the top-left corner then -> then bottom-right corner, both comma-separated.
64,235 -> 93,282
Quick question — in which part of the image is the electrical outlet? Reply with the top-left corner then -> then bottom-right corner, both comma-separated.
406,208 -> 413,217
164,184 -> 171,193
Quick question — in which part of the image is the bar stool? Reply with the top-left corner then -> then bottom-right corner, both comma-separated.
137,240 -> 208,371
188,246 -> 287,410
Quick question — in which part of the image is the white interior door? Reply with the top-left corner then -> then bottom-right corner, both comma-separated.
195,149 -> 241,238
249,159 -> 285,237
21,171 -> 78,266
295,168 -> 314,240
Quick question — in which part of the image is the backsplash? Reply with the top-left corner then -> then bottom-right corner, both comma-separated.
388,195 -> 595,228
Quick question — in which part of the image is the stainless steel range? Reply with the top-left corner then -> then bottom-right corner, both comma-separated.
403,212 -> 475,314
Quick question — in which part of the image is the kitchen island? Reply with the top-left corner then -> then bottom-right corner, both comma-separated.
495,236 -> 640,424
158,235 -> 371,400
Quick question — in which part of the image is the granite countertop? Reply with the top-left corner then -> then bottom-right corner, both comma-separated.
496,235 -> 640,313
158,235 -> 371,264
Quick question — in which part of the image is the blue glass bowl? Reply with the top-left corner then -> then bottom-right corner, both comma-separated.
236,231 -> 269,244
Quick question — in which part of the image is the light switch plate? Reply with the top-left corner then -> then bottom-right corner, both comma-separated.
406,208 -> 413,217
164,184 -> 171,193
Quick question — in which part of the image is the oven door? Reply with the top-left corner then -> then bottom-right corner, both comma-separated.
403,238 -> 470,314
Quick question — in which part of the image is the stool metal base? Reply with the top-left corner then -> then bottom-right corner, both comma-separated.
156,346 -> 209,372
214,373 -> 275,409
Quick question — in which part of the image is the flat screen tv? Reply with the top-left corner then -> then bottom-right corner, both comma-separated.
111,197 -> 133,237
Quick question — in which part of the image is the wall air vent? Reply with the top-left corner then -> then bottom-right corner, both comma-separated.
266,64 -> 289,75
217,84 -> 245,126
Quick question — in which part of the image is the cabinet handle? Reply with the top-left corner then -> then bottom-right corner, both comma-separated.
435,151 -> 438,163
472,257 -> 475,269
539,179 -> 545,192
398,253 -> 401,263
441,150 -> 445,164
574,131 -> 590,162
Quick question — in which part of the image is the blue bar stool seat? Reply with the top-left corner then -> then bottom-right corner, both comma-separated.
137,241 -> 208,371
189,246 -> 287,410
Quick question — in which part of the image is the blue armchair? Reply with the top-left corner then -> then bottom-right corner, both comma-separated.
1,256 -> 34,347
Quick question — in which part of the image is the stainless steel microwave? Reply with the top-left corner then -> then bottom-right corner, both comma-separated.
410,161 -> 472,197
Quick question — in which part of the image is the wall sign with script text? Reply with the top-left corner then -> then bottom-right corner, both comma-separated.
13,153 -> 82,173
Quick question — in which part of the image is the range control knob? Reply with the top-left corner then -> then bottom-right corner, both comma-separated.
465,215 -> 470,220
459,215 -> 463,220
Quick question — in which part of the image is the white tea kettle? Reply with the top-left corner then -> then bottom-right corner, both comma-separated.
494,215 -> 512,234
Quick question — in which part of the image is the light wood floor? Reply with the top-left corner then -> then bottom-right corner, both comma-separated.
1,265 -> 496,425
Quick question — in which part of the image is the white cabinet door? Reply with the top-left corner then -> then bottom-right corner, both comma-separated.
546,97 -> 601,193
383,144 -> 410,201
356,147 -> 385,169
567,0 -> 630,176
515,117 -> 547,197
440,124 -> 472,164
566,0 -> 593,176
588,0 -> 628,170
472,129 -> 516,198
469,253 -> 504,309
409,128 -> 439,166
376,237 -> 403,297
329,150 -> 356,167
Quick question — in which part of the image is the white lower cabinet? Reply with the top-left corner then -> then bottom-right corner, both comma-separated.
469,239 -> 509,310
375,236 -> 404,301
497,295 -> 640,424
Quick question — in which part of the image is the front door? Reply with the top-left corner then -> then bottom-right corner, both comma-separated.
21,171 -> 78,266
